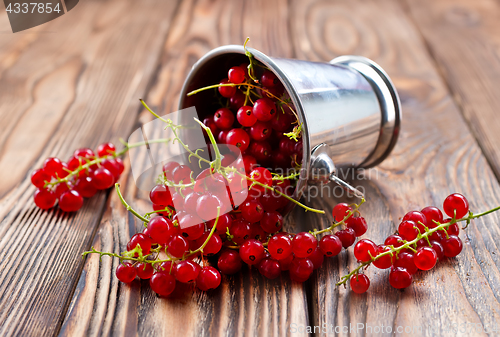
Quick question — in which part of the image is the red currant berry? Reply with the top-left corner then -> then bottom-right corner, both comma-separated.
148,216 -> 177,244
54,182 -> 70,199
239,239 -> 265,265
414,246 -> 437,270
354,239 -> 377,262
346,216 -> 368,237
197,266 -> 221,291
248,141 -> 272,163
207,213 -> 233,235
335,228 -> 356,248
398,220 -> 419,241
214,108 -> 235,130
178,214 -> 205,240
446,222 -> 460,236
196,193 -> 222,221
319,235 -> 342,257
389,267 -> 413,289
59,190 -> 84,212
443,193 -> 469,219
174,260 -> 201,283
248,167 -> 272,194
442,235 -> 463,257
33,188 -> 57,210
259,192 -> 281,212
241,155 -> 258,174
31,169 -> 50,188
402,211 -> 428,233
384,234 -> 405,248
270,111 -> 292,132
260,211 -> 283,233
74,176 -> 98,198
194,231 -> 222,256
163,161 -> 180,181
236,106 -> 257,127
43,157 -> 63,177
292,232 -> 318,258
308,247 -> 325,269
350,274 -> 370,294
421,206 -> 443,228
229,90 -> 246,110
372,245 -> 395,269
230,219 -> 252,244
127,233 -> 152,256
430,240 -> 445,260
226,128 -> 250,153
250,223 -> 266,242
228,66 -> 246,84
253,98 -> 277,122
167,234 -> 189,258
218,78 -> 236,98
261,70 -> 279,87
150,272 -> 176,296
74,148 -> 94,159
135,262 -> 154,279
393,252 -> 418,274
289,258 -> 314,282
91,167 -> 114,190
332,203 -> 352,222
218,250 -> 243,274
97,143 -> 116,157
240,199 -> 264,223
172,165 -> 192,184
257,258 -> 282,279
268,233 -> 293,260
249,121 -> 272,141
116,262 -> 137,283
101,159 -> 121,180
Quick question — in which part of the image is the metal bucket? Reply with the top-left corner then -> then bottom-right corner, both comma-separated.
179,45 -> 401,207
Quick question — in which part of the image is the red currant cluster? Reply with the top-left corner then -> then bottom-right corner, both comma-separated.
342,193 -> 471,293
30,143 -> 124,212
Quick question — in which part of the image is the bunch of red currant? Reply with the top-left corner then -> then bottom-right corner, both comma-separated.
343,193 -> 472,293
31,143 -> 124,212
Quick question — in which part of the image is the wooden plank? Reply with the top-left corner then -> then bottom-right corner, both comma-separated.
290,0 -> 500,336
0,1 -> 179,336
404,0 -> 500,183
61,0 -> 311,336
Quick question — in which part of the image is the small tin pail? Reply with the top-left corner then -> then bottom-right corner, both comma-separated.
179,46 -> 401,208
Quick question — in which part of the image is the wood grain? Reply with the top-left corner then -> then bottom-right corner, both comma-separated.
404,0 -> 500,184
290,0 -> 500,336
0,1 -> 179,336
61,1 -> 311,336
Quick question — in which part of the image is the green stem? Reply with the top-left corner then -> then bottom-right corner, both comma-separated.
115,183 -> 149,223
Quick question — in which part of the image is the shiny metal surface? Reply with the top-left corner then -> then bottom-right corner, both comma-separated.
178,45 -> 401,207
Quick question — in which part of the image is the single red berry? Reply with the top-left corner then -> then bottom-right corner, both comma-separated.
421,206 -> 443,228
229,90 -> 246,110
319,235 -> 342,257
250,223 -> 266,242
384,234 -> 405,248
278,137 -> 296,156
228,66 -> 246,84
174,260 -> 201,283
241,155 -> 258,174
260,211 -> 283,233
226,128 -> 250,153
249,121 -> 272,141
443,193 -> 470,219
218,250 -> 243,274
446,222 -> 460,236
97,143 -> 116,157
259,192 -> 281,212
248,167 -> 272,195
442,235 -> 463,257
258,258 -> 281,279
236,106 -> 257,127
194,231 -> 222,256
393,252 -> 418,274
101,159 -> 121,180
74,148 -> 95,159
389,267 -> 413,289
372,245 -> 395,269
207,213 -> 233,235
335,228 -> 356,248
332,203 -> 352,222
261,70 -> 279,87
59,190 -> 84,212
240,199 -> 264,223
54,183 -> 70,199
163,161 -> 180,181
218,78 -> 236,98
240,239 -> 265,265
178,214 -> 205,240
127,233 -> 152,256
31,169 -> 51,188
346,216 -> 368,237
268,233 -> 293,260
248,141 -> 272,163
116,262 -> 136,283
197,266 -> 221,291
430,240 -> 445,259
354,239 -> 377,262
398,220 -> 419,241
196,193 -> 222,221
308,247 -> 325,269
150,272 -> 176,296
414,246 -> 438,270
74,176 -> 98,198
33,188 -> 57,210
43,157 -> 63,177
183,192 -> 200,215
402,211 -> 428,233
172,165 -> 192,184
289,258 -> 314,282
167,234 -> 190,258
230,219 -> 252,244
135,262 -> 154,279
214,108 -> 235,130
148,216 -> 177,244
253,98 -> 277,122
270,111 -> 292,132
92,167 -> 114,190
292,232 -> 318,258
350,274 -> 370,294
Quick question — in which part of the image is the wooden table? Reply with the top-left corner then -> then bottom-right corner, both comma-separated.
1,0 -> 500,336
